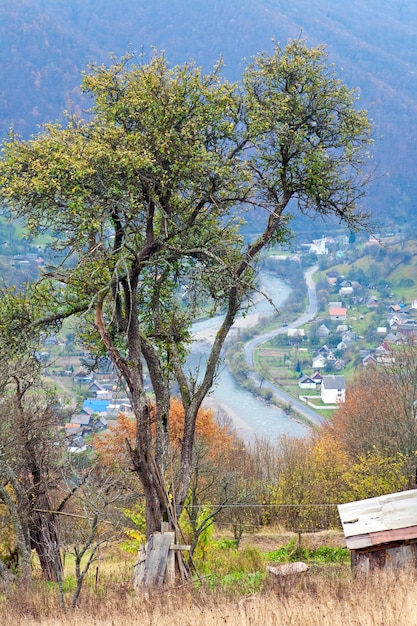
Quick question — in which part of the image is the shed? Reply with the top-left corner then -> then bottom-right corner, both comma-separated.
338,489 -> 417,573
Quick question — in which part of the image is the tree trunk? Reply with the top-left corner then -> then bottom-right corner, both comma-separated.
30,493 -> 63,582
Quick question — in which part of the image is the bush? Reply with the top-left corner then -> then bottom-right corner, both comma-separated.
266,539 -> 349,565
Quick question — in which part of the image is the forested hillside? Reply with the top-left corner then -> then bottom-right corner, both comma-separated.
1,0 -> 417,224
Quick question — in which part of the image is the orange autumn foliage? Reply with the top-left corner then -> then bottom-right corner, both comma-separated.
93,398 -> 234,470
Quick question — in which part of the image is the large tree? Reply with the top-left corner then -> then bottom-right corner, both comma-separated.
0,40 -> 372,535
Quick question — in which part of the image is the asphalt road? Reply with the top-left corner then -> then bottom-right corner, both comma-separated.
243,265 -> 325,428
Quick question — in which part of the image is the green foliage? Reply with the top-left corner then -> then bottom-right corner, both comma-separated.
214,537 -> 239,551
120,504 -> 146,553
195,541 -> 267,593
342,450 -> 408,501
267,540 -> 349,565
180,505 -> 216,562
212,570 -> 265,595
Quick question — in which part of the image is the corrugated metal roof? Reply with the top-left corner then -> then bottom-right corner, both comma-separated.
338,489 -> 417,549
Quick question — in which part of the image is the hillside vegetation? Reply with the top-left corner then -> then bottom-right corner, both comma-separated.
1,0 -> 417,222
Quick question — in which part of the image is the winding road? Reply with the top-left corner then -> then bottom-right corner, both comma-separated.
244,265 -> 325,427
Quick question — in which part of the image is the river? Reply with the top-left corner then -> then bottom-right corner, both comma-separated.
190,272 -> 310,442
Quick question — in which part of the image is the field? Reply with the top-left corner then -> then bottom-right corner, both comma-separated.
0,530 -> 412,625
2,562 -> 416,625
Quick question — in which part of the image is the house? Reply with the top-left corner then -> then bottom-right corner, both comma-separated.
298,375 -> 317,390
316,324 -> 330,338
389,303 -> 406,313
366,297 -> 379,309
64,423 -> 82,436
96,389 -> 113,400
287,328 -> 305,338
375,343 -> 394,364
309,236 -> 328,255
80,405 -> 95,417
333,358 -> 346,371
312,354 -> 327,369
321,375 -> 346,404
88,381 -> 105,394
329,307 -> 347,321
338,489 -> 417,574
74,370 -> 94,384
339,286 -> 353,296
311,371 -> 323,386
326,270 -> 339,286
397,321 -> 417,338
337,340 -> 348,351
318,345 -> 331,356
70,413 -> 91,426
336,324 -> 349,334
82,399 -> 110,415
362,353 -> 377,367
342,330 -> 357,343
385,332 -> 399,343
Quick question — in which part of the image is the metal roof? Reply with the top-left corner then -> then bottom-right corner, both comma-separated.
338,489 -> 417,549
322,375 -> 346,389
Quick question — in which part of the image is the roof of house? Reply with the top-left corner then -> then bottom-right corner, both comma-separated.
336,324 -> 349,333
362,353 -> 377,364
82,399 -> 110,413
321,375 -> 346,389
329,307 -> 347,316
298,375 -> 315,385
70,414 -> 91,426
311,371 -> 323,381
338,489 -> 417,550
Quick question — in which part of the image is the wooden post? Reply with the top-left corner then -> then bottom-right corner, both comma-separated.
164,532 -> 176,586
133,525 -> 191,589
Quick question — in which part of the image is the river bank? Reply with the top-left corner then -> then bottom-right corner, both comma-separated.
190,271 -> 311,441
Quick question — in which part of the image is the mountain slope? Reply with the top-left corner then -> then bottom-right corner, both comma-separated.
1,0 -> 416,224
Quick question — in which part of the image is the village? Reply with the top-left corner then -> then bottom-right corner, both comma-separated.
33,230 -> 417,454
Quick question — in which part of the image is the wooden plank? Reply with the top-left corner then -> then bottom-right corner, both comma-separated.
142,533 -> 173,587
345,534 -> 372,549
170,543 -> 191,551
164,532 -> 176,586
132,545 -> 147,589
369,525 -> 417,545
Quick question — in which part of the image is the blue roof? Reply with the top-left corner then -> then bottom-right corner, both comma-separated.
83,399 -> 110,413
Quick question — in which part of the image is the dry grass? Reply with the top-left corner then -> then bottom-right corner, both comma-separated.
1,567 -> 416,625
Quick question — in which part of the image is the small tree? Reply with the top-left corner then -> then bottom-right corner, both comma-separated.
58,465 -> 127,609
0,376 -> 64,582
0,40 -> 373,536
